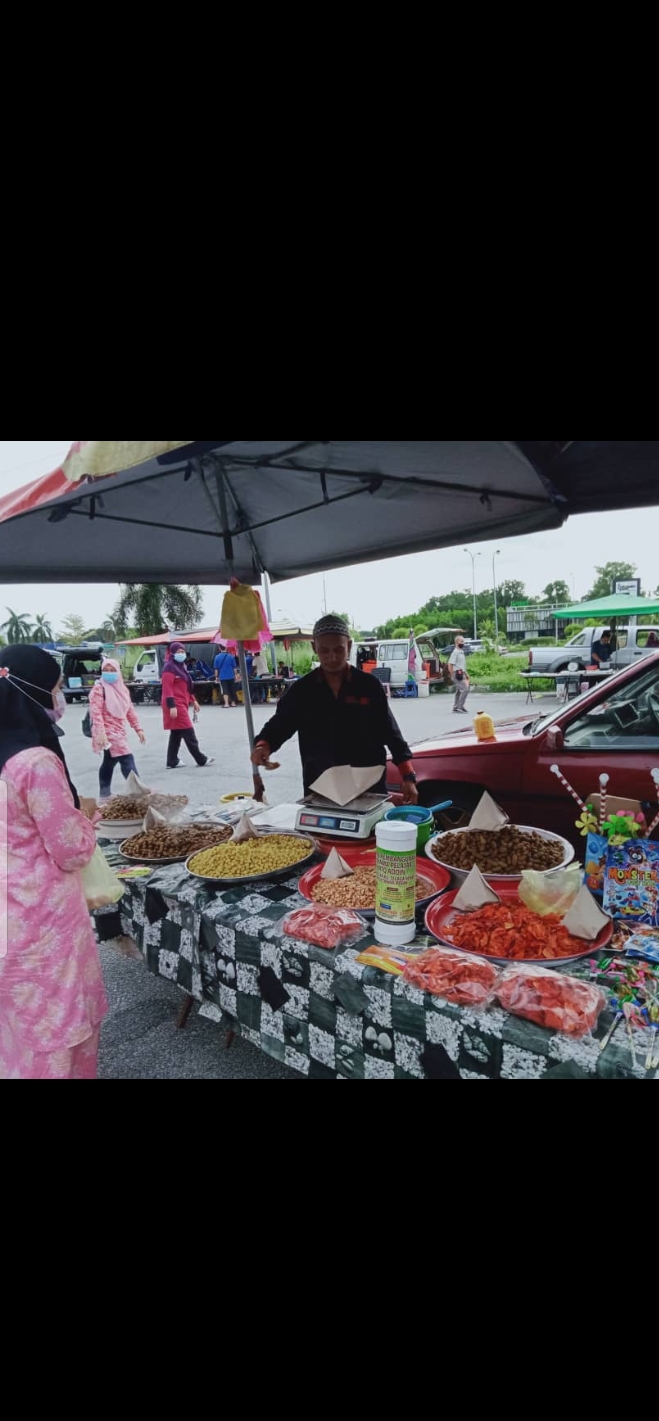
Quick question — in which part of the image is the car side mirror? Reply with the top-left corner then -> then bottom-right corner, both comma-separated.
546,726 -> 564,752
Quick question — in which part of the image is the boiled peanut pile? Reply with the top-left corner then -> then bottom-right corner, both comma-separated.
431,826 -> 564,874
101,796 -> 152,821
122,825 -> 232,861
189,835 -> 314,879
313,867 -> 432,910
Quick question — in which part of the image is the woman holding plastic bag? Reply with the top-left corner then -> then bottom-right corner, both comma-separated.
0,646 -> 109,1080
89,657 -> 146,799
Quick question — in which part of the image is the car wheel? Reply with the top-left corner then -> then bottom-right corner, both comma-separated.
417,782 -> 485,830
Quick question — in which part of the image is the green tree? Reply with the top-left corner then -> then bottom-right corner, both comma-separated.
114,585 -> 204,638
541,580 -> 571,604
1,608 -> 34,644
586,562 -> 637,600
59,614 -> 87,645
497,579 -> 527,606
33,615 -> 54,642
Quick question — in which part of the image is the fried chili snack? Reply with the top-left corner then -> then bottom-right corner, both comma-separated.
445,903 -> 586,961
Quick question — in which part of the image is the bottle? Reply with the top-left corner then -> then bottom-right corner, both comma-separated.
375,821 -> 418,947
474,710 -> 496,742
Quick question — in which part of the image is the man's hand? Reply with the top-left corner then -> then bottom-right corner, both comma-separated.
251,742 -> 272,769
402,779 -> 419,806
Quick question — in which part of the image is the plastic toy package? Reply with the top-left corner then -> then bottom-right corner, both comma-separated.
602,841 -> 659,925
584,834 -> 608,895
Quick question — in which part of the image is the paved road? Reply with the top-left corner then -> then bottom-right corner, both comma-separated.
64,689 -> 558,1080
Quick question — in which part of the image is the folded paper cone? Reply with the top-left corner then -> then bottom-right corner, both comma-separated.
453,865 -> 501,912
143,807 -> 167,832
232,815 -> 261,843
310,765 -> 384,807
321,848 -> 355,881
470,791 -> 509,831
126,771 -> 152,797
562,885 -> 611,941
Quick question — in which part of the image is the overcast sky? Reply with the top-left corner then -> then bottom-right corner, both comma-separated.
0,440 -> 656,635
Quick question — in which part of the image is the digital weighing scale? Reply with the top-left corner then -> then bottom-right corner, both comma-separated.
295,791 -> 390,842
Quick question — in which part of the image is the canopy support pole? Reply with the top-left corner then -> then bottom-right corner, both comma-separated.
262,572 -> 277,675
216,466 -> 265,802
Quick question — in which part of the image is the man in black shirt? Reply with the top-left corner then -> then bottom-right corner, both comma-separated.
252,615 -> 419,803
591,631 -> 613,666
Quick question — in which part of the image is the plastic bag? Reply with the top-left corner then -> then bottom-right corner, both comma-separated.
143,798 -> 189,830
403,947 -> 499,1005
518,864 -> 582,918
220,583 -> 263,642
496,965 -> 605,1038
80,845 -> 125,911
283,907 -> 367,951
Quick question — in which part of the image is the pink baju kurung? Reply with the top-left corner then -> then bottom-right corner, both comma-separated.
0,746 -> 108,1081
89,680 -> 143,757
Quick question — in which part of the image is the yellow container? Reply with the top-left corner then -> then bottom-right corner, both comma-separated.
474,710 -> 496,741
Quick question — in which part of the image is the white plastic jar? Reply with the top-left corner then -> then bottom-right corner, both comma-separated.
375,821 -> 418,947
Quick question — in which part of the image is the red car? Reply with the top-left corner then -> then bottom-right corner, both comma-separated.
388,653 -> 659,849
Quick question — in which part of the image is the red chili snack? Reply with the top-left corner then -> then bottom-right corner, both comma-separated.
283,907 -> 366,951
404,948 -> 499,1005
496,967 -> 605,1037
445,902 -> 585,961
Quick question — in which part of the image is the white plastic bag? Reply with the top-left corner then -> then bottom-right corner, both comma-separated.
80,846 -> 125,911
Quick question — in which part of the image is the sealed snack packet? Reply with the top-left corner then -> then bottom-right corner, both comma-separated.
404,947 -> 499,1005
496,965 -> 606,1038
283,907 -> 367,951
603,840 -> 659,924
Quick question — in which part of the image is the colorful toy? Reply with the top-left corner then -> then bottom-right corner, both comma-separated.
576,806 -> 599,837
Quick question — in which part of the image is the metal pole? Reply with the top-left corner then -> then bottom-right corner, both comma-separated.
262,572 -> 277,675
464,549 -> 480,640
215,461 -> 264,799
493,550 -> 501,642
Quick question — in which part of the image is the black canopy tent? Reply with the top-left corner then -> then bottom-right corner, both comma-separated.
4,440 -> 659,586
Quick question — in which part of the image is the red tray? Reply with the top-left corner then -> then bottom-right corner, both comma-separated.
298,848 -> 451,920
424,882 -> 613,967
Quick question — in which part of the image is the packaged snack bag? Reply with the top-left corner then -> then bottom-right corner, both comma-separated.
602,840 -> 659,925
584,833 -> 608,895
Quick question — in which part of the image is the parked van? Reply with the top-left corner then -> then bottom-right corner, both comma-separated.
352,628 -> 463,691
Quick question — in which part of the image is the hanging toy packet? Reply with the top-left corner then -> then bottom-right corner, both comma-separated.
602,840 -> 659,925
584,833 -> 608,895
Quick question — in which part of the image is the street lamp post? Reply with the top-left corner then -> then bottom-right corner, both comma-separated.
464,548 -> 481,640
493,549 -> 502,642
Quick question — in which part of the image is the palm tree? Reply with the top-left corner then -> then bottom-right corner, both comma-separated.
1,607 -> 34,644
33,615 -> 54,643
114,585 -> 204,638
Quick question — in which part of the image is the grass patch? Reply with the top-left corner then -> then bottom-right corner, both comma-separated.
467,651 -> 527,693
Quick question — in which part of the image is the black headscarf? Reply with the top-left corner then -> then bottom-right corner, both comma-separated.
0,645 -> 80,807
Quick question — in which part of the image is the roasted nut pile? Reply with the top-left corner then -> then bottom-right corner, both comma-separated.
431,826 -> 564,874
312,868 -> 432,910
189,835 -> 314,879
101,796 -> 152,821
122,825 -> 232,861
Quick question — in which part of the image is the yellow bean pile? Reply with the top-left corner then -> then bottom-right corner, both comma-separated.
189,835 -> 314,879
313,868 -> 432,910
431,826 -> 564,874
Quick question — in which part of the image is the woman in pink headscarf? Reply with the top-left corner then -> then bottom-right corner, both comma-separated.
89,657 -> 146,799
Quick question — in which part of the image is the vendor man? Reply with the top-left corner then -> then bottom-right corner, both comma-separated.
591,630 -> 613,666
251,615 -> 419,803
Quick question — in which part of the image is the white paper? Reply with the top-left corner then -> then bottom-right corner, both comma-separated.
143,807 -> 167,832
453,865 -> 501,912
310,765 -> 383,808
232,815 -> 260,843
125,771 -> 152,797
469,791 -> 509,831
562,885 -> 611,941
320,848 -> 354,881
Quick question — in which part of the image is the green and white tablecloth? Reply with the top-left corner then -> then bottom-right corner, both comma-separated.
98,845 -> 653,1081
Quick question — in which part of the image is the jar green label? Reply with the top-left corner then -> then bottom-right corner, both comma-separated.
375,846 -> 416,925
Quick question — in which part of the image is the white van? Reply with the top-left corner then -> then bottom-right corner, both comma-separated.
352,628 -> 462,691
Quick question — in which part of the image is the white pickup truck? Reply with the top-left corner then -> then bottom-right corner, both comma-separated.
528,625 -> 659,674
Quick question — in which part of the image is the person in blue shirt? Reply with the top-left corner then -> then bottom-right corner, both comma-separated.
214,648 -> 239,707
591,632 -> 613,666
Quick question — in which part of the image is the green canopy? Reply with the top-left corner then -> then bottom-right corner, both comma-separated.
555,594 -> 659,619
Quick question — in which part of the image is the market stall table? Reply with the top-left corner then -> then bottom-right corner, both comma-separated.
520,669 -> 614,705
97,842 -> 649,1080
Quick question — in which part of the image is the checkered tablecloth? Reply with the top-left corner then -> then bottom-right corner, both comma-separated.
97,845 -> 651,1080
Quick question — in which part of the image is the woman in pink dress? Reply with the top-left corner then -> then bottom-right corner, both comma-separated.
89,657 -> 145,799
0,646 -> 108,1080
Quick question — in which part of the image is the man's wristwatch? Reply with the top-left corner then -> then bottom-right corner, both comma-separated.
402,773 -> 418,784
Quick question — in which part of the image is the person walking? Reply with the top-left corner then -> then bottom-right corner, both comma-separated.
89,657 -> 146,799
449,635 -> 471,714
0,646 -> 108,1080
163,643 -> 215,769
214,647 -> 239,707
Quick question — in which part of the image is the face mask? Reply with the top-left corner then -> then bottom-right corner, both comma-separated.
47,690 -> 66,723
174,654 -> 187,664
102,672 -> 119,684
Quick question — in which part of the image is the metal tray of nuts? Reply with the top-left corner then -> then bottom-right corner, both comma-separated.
185,829 -> 318,886
119,825 -> 233,866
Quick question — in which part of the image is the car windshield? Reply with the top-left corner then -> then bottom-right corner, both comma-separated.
531,661 -> 659,748
530,662 -> 642,737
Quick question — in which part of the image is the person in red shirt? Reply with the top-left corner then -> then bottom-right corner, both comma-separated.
162,643 -> 215,770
